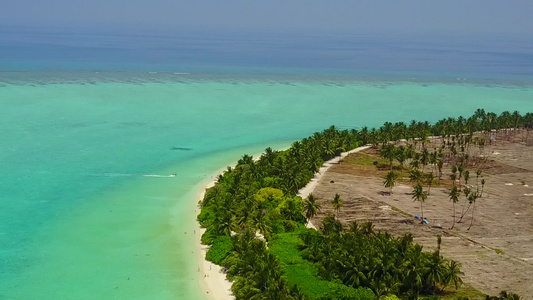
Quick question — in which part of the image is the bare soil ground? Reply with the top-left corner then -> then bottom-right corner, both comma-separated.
311,133 -> 533,299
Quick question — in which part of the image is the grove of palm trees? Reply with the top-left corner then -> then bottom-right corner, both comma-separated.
198,109 -> 531,299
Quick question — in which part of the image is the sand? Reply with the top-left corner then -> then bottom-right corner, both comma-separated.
195,178 -> 235,300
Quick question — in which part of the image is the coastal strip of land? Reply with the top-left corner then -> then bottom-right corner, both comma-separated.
192,110 -> 533,300
194,151 -> 269,300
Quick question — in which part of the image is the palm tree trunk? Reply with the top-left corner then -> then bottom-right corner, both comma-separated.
451,202 -> 456,229
468,202 -> 476,230
458,197 -> 468,222
459,202 -> 472,222
421,201 -> 424,223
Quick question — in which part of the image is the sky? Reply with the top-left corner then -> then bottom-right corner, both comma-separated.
1,0 -> 532,37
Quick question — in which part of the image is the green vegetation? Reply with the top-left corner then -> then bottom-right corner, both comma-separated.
493,248 -> 504,255
344,151 -> 388,166
270,229 -> 374,299
485,291 -> 522,300
303,193 -> 321,225
198,110 -> 532,299
301,217 -> 463,298
206,235 -> 233,264
383,171 -> 398,194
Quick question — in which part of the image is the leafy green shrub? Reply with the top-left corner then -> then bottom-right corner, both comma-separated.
201,227 -> 217,245
380,295 -> 401,300
197,206 -> 216,227
271,218 -> 286,234
485,290 -> 522,300
283,220 -> 298,232
206,235 -> 233,265
317,284 -> 375,300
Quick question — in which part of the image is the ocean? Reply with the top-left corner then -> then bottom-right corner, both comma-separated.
1,28 -> 532,299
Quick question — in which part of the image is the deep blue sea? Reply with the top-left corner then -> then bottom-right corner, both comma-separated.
1,27 -> 532,299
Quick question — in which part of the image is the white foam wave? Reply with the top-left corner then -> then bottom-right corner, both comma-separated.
143,174 -> 176,178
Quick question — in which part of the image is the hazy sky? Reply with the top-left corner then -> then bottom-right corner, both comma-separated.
1,0 -> 532,37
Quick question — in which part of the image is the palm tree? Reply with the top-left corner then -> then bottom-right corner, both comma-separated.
412,184 -> 427,222
444,260 -> 464,290
467,193 -> 479,230
458,186 -> 471,223
421,147 -> 429,171
395,146 -> 407,175
380,144 -> 396,169
437,159 -> 444,183
425,252 -> 446,289
448,186 -> 460,229
281,197 -> 304,222
214,211 -> 234,236
450,165 -> 458,187
383,171 -> 398,194
457,164 -> 465,186
251,209 -> 272,238
303,193 -> 321,224
360,221 -> 374,235
409,169 -> 423,185
332,193 -> 343,219
426,172 -> 435,195
410,153 -> 421,169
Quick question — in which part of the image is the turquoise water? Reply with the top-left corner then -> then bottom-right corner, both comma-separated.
1,76 -> 533,299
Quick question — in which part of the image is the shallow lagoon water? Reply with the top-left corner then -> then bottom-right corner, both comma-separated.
1,75 -> 533,299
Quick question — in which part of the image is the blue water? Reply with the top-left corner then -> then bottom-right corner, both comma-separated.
2,27 -> 533,81
1,28 -> 532,299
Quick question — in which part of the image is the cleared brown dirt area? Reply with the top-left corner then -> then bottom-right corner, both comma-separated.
311,134 -> 533,299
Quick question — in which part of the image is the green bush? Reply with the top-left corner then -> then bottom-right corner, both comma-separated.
380,295 -> 401,300
317,284 -> 375,300
201,227 -> 218,245
283,219 -> 298,232
197,206 -> 216,227
269,230 -> 374,299
271,218 -> 286,234
206,235 -> 233,265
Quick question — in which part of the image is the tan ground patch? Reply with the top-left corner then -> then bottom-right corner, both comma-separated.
311,135 -> 533,299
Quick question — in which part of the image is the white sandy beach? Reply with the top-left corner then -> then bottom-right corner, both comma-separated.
194,152 -> 267,300
195,145 -> 370,299
195,178 -> 235,300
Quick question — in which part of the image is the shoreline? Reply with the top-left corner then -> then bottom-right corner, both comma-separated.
194,145 -> 371,299
195,177 -> 234,300
194,150 -> 268,300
